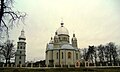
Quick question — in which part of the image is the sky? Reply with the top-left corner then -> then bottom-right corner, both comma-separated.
8,0 -> 120,62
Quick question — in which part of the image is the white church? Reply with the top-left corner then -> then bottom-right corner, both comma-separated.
14,22 -> 80,66
45,22 -> 80,66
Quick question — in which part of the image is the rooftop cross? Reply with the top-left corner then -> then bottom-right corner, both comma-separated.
61,18 -> 64,27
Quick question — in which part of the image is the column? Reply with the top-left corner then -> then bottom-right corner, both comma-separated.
11,64 -> 13,67
25,64 -> 28,67
39,64 -> 40,68
94,63 -> 96,67
68,64 -> 70,68
16,64 -> 17,67
88,62 -> 89,67
112,63 -> 114,67
106,63 -> 108,66
7,64 -> 9,67
85,61 -> 86,67
46,64 -> 48,67
31,63 -> 33,68
118,63 -> 119,66
54,64 -> 55,68
100,63 -> 102,67
20,64 -> 22,67
2,64 -> 4,67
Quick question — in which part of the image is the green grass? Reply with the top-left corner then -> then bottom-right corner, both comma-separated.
0,67 -> 120,72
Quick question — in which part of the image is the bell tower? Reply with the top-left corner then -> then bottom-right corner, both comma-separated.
71,33 -> 78,48
15,29 -> 26,64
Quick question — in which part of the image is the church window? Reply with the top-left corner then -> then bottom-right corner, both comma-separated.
19,56 -> 21,59
76,53 -> 78,60
68,52 -> 71,59
17,46 -> 19,49
57,52 -> 58,59
62,52 -> 63,59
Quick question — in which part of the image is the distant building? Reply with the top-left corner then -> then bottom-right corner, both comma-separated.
45,22 -> 80,66
15,29 -> 26,64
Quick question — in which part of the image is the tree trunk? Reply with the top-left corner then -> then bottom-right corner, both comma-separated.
0,0 -> 4,26
6,58 -> 8,64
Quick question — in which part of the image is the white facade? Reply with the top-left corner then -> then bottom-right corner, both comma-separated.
45,22 -> 80,66
15,29 -> 26,64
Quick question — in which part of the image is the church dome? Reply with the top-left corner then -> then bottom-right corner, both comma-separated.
56,23 -> 69,35
19,29 -> 26,40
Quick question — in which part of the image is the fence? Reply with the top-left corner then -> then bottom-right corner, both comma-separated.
0,62 -> 120,68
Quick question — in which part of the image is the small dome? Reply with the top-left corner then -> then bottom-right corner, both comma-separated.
54,32 -> 59,39
72,34 -> 77,40
49,37 -> 54,44
56,23 -> 69,35
19,29 -> 26,40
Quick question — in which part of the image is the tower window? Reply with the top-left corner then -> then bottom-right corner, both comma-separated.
20,51 -> 22,54
68,52 -> 71,59
19,56 -> 21,59
24,47 -> 25,49
19,61 -> 21,64
17,46 -> 19,49
62,52 -> 63,59
57,52 -> 58,59
20,46 -> 22,49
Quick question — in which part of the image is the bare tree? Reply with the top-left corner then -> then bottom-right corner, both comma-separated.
0,40 -> 15,64
0,0 -> 26,40
106,42 -> 118,64
98,44 -> 105,63
85,46 -> 95,63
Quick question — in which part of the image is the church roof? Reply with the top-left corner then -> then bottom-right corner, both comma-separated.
47,44 -> 53,50
61,44 -> 75,50
56,23 -> 69,35
47,44 -> 77,50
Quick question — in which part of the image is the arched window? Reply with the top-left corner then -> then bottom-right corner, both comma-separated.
19,56 -> 21,59
62,52 -> 63,59
57,52 -> 58,59
76,53 -> 78,60
20,46 -> 22,49
68,52 -> 71,59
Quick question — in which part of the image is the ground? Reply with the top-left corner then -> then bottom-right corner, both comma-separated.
0,67 -> 120,72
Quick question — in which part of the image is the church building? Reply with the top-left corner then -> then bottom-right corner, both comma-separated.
45,22 -> 80,66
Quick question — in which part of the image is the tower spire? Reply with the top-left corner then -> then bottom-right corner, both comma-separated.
19,29 -> 26,40
61,18 -> 64,27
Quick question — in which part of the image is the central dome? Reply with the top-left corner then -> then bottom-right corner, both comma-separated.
56,23 -> 69,35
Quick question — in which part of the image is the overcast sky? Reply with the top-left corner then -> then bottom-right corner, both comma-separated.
9,0 -> 120,62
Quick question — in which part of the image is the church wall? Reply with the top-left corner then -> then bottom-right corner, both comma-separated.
60,50 -> 66,65
15,55 -> 25,64
48,51 -> 53,60
45,51 -> 48,65
65,50 -> 74,65
53,50 -> 59,65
